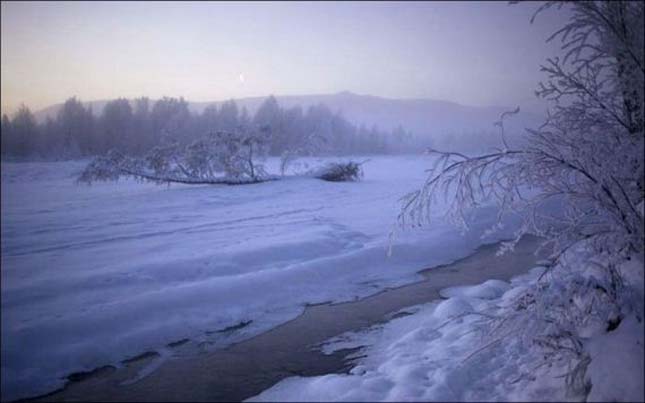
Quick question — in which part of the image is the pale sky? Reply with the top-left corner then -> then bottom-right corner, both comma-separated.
1,1 -> 570,113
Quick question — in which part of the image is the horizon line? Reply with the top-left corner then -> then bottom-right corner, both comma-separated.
4,91 -> 523,117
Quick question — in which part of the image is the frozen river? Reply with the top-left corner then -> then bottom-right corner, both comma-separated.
1,155 -> 513,400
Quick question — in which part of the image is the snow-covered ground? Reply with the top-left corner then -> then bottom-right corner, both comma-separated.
1,155 -> 514,401
248,251 -> 644,402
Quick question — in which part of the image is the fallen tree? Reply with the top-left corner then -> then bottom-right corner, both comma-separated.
78,130 -> 367,186
78,129 -> 273,186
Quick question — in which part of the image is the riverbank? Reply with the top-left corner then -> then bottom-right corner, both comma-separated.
32,235 -> 546,402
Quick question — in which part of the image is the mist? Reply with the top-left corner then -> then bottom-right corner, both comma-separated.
1,1 -> 568,159
3,2 -> 642,402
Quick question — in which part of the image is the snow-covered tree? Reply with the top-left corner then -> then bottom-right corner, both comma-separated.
401,0 -> 644,263
398,2 -> 643,395
79,125 -> 271,185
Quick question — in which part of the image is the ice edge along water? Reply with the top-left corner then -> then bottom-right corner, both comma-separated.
2,156 -> 519,401
248,255 -> 644,402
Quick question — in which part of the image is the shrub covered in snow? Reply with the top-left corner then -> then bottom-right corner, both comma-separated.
78,128 -> 271,185
482,247 -> 643,398
312,161 -> 366,182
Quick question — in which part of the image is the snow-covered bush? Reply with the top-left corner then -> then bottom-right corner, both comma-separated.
477,246 -> 644,399
313,160 -> 365,182
78,128 -> 271,185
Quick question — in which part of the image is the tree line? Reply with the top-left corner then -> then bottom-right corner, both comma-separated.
1,95 -> 422,160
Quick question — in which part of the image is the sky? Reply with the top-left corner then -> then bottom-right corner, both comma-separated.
1,1 -> 570,114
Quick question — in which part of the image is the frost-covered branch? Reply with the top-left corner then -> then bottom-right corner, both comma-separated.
533,1 -> 644,136
400,1 -> 644,261
78,129 -> 273,186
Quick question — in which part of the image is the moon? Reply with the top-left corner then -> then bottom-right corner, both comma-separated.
239,73 -> 245,84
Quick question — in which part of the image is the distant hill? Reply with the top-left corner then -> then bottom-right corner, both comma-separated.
34,91 -> 544,151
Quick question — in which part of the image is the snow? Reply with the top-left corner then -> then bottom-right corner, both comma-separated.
586,315 -> 644,402
247,271 -> 566,402
585,254 -> 645,402
431,297 -> 474,321
439,279 -> 511,300
248,255 -> 645,402
1,155 -> 515,401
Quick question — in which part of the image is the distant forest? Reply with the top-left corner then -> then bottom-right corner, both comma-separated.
0,96 -> 422,160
